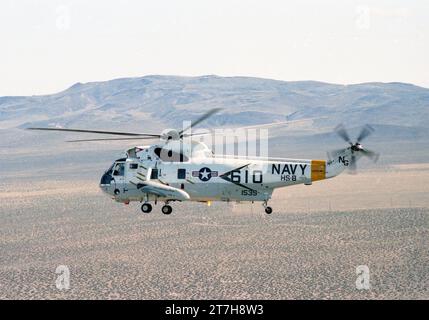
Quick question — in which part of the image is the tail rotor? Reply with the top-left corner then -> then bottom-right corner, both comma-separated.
329,124 -> 379,174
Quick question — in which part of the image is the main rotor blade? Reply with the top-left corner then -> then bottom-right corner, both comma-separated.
357,125 -> 374,143
181,117 -> 326,138
27,127 -> 161,138
178,108 -> 222,137
181,132 -> 212,138
225,117 -> 327,131
361,149 -> 380,162
335,124 -> 352,144
66,137 -> 159,142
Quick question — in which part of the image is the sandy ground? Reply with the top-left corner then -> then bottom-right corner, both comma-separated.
0,166 -> 428,299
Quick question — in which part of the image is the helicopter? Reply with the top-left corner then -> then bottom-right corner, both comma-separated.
28,109 -> 378,215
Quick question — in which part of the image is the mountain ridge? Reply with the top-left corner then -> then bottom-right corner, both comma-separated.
1,75 -> 428,136
2,75 -> 428,99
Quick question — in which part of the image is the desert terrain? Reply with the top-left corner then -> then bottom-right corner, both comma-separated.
0,163 -> 427,299
0,75 -> 428,299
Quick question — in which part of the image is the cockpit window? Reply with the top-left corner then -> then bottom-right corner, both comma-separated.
154,147 -> 189,162
150,169 -> 159,179
113,163 -> 125,176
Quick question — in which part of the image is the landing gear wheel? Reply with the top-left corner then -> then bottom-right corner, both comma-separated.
161,205 -> 172,215
141,203 -> 152,213
265,206 -> 273,214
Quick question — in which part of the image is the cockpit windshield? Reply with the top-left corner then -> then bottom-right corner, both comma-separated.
100,160 -> 125,185
106,163 -> 114,173
100,163 -> 115,185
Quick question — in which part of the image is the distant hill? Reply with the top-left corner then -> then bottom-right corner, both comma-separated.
1,75 -> 428,139
1,75 -> 429,172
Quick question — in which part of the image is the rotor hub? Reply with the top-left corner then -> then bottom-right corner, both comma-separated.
351,143 -> 363,152
161,129 -> 180,141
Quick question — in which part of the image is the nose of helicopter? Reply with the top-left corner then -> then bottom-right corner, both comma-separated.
99,171 -> 114,195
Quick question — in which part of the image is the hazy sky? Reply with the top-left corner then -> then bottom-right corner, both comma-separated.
1,0 -> 428,96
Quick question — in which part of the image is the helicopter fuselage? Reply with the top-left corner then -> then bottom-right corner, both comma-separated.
99,141 -> 357,205
28,109 -> 376,214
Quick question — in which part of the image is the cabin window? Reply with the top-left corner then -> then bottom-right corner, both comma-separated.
177,169 -> 186,179
150,169 -> 159,179
129,163 -> 138,170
